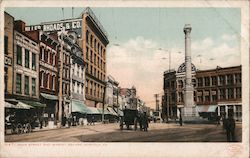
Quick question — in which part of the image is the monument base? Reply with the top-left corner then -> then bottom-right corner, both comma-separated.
182,106 -> 200,122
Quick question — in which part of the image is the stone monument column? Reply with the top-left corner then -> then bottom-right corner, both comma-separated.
183,24 -> 196,118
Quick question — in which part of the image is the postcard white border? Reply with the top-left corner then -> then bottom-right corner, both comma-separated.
0,0 -> 249,158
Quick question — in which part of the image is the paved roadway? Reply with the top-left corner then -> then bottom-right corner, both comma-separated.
5,122 -> 242,142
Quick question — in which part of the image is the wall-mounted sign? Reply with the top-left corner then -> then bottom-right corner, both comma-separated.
25,19 -> 82,32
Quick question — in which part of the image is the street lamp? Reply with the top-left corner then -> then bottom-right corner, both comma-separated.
158,48 -> 172,123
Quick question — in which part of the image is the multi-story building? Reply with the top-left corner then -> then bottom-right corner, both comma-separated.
23,25 -> 60,125
66,31 -> 86,115
82,8 -> 109,108
196,66 -> 242,121
106,75 -> 119,108
120,86 -> 137,110
24,7 -> 109,109
4,12 -> 14,96
163,64 -> 242,121
11,22 -> 40,103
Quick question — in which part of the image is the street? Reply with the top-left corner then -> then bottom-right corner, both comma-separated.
5,122 -> 242,142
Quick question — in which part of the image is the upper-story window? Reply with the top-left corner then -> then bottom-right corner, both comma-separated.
227,74 -> 234,85
16,45 -> 22,65
219,75 -> 225,85
32,53 -> 36,71
44,49 -> 48,63
4,36 -> 8,55
211,76 -> 217,86
90,35 -> 93,48
86,30 -> 89,44
25,49 -> 30,68
204,77 -> 210,86
235,73 -> 241,84
16,73 -> 22,94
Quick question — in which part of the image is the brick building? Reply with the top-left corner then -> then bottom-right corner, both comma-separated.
24,7 -> 109,109
163,64 -> 242,121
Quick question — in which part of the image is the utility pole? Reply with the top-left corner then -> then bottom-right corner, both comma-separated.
102,83 -> 106,123
154,94 -> 159,111
57,28 -> 66,128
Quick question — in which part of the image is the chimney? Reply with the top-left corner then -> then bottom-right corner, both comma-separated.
14,20 -> 26,32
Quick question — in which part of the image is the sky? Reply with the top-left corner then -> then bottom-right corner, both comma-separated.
5,7 -> 241,109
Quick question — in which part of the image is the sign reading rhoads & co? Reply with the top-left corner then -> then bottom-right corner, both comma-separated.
25,19 -> 82,35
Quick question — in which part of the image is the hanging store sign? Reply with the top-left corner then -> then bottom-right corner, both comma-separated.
25,19 -> 82,32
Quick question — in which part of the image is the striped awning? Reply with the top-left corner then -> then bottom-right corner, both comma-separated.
5,99 -> 38,109
107,107 -> 118,116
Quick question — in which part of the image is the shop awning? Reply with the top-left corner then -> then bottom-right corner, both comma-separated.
19,100 -> 46,108
41,93 -> 58,100
96,108 -> 112,115
107,107 -> 118,116
197,105 -> 218,113
88,107 -> 102,114
5,99 -> 35,109
113,108 -> 124,116
72,100 -> 91,114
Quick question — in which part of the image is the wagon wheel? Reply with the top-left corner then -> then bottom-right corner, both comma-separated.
25,123 -> 32,133
134,118 -> 138,131
16,123 -> 23,134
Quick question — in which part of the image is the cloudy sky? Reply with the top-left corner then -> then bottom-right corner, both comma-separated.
6,7 -> 241,109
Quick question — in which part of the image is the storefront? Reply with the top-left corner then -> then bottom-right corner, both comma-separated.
218,103 -> 242,121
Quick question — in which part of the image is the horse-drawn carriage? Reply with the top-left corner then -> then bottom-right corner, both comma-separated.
119,108 -> 148,131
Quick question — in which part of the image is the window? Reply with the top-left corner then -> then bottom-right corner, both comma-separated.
228,88 -> 234,99
4,67 -> 8,92
4,36 -> 8,54
77,83 -> 80,94
219,75 -> 225,85
212,76 -> 217,86
16,73 -> 22,94
16,45 -> 22,65
32,78 -> 36,96
40,47 -> 44,60
90,35 -> 93,47
204,77 -> 210,86
235,73 -> 241,84
25,49 -> 30,68
219,89 -> 226,100
44,49 -> 48,63
32,53 -> 36,70
90,51 -> 93,63
86,31 -> 89,44
94,54 -> 96,64
236,87 -> 241,99
24,76 -> 29,95
227,74 -> 234,85
52,76 -> 55,90
235,106 -> 242,120
86,47 -> 89,60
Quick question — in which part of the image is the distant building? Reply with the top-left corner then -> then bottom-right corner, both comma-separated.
120,86 -> 137,110
163,64 -> 242,121
106,75 -> 119,109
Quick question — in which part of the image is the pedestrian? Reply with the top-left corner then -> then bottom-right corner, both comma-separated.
91,116 -> 95,125
142,112 -> 148,131
225,114 -> 236,142
222,113 -> 227,131
216,115 -> 221,126
179,115 -> 183,126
